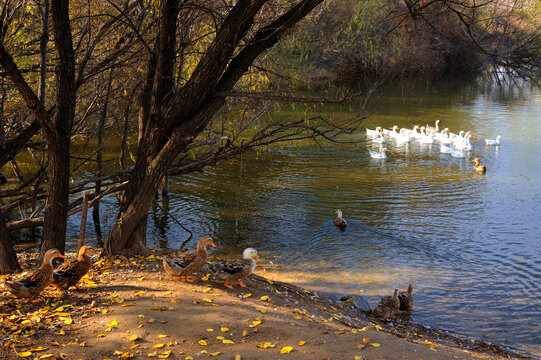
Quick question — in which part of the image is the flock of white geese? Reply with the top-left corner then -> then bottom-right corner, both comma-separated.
366,120 -> 503,172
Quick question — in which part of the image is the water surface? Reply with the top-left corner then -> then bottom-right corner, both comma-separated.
8,80 -> 541,356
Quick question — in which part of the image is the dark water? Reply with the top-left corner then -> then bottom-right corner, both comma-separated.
6,80 -> 541,356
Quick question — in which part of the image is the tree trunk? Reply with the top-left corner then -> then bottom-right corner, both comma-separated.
0,210 -> 20,274
41,0 -> 76,254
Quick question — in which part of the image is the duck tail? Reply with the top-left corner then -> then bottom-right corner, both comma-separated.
407,284 -> 413,294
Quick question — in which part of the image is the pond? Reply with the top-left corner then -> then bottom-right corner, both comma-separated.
7,78 -> 541,356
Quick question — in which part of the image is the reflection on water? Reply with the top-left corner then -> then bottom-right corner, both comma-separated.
6,80 -> 541,356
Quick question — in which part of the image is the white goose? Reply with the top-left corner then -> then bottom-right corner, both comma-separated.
366,126 -> 383,137
369,148 -> 388,159
485,135 -> 502,146
418,126 -> 434,144
395,128 -> 411,143
425,119 -> 440,134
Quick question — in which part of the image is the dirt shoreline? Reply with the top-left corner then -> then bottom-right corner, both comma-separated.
0,251 -> 536,360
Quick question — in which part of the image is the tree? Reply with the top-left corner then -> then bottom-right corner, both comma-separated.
103,0 -> 331,255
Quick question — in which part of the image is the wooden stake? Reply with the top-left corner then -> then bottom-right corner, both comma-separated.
77,191 -> 90,251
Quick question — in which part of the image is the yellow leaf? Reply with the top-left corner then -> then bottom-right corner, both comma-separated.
242,330 -> 249,337
210,352 -> 221,356
137,276 -> 145,281
55,329 -> 65,335
362,337 -> 370,344
198,340 -> 207,346
158,351 -> 171,359
371,343 -> 381,347
234,356 -> 241,360
185,357 -> 194,360
97,334 -> 106,338
256,308 -> 266,313
153,344 -> 165,349
355,357 -> 362,360
220,327 -> 229,333
101,309 -> 108,314
147,352 -> 157,357
222,339 -> 234,344
216,336 -> 224,340
16,351 -> 32,357
157,334 -> 168,338
201,274 -> 210,281
202,298 -> 212,303
81,313 -> 88,318
207,329 -> 214,332
114,351 -> 124,355
129,335 -> 141,341
107,320 -> 118,327
163,291 -> 172,295
30,347 -> 48,352
39,355 -> 53,359
260,296 -> 269,301
129,344 -> 140,350
298,341 -> 306,346
200,351 -> 208,354
170,299 -> 179,303
280,346 -> 293,354
64,318 -> 73,325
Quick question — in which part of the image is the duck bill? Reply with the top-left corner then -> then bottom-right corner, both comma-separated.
254,256 -> 260,261
58,253 -> 66,259
210,242 -> 216,248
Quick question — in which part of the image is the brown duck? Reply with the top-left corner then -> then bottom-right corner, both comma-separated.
51,245 -> 99,291
163,236 -> 216,282
5,249 -> 65,302
210,248 -> 259,288
472,158 -> 486,173
333,210 -> 347,229
372,289 -> 400,321
398,284 -> 414,311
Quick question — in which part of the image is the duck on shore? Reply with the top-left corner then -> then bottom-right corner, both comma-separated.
163,236 -> 216,282
210,248 -> 259,289
5,249 -> 65,302
372,289 -> 400,321
51,245 -> 99,291
398,284 -> 414,311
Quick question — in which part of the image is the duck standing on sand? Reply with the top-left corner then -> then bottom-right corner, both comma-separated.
5,249 -> 65,302
334,210 -> 347,229
210,248 -> 259,289
163,236 -> 216,282
398,284 -> 414,311
472,158 -> 486,173
51,245 -> 99,291
372,289 -> 400,321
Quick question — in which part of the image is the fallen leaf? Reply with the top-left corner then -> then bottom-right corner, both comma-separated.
242,330 -> 249,337
129,334 -> 141,341
97,334 -> 106,338
256,308 -> 266,313
16,351 -> 32,357
158,351 -> 171,359
207,329 -> 214,332
137,276 -> 145,281
280,346 -> 293,354
260,296 -> 269,301
210,352 -> 221,356
198,340 -> 207,346
371,343 -> 381,348
170,299 -> 179,303
30,347 -> 48,352
234,356 -> 241,360
157,334 -> 168,338
162,291 -> 172,295
220,327 -> 229,333
362,337 -> 370,344
153,343 -> 165,349
222,339 -> 234,344
298,341 -> 306,346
